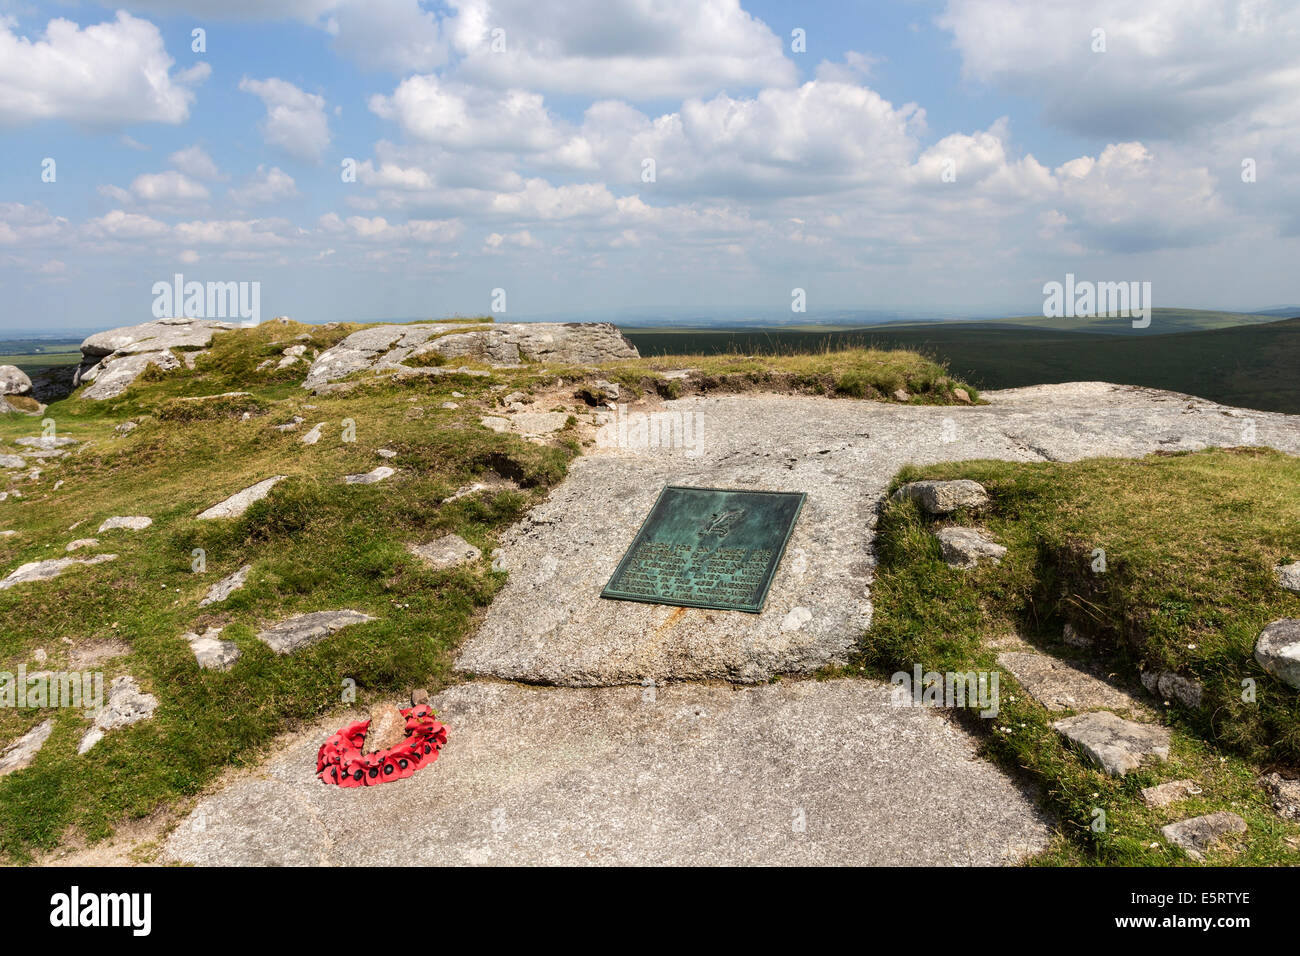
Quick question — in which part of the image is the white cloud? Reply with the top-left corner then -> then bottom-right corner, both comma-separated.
229,166 -> 300,206
317,212 -> 463,243
240,77 -> 332,163
82,210 -> 171,240
170,146 -> 223,181
369,76 -> 566,152
173,217 -> 298,246
331,0 -> 447,72
447,0 -> 797,99
0,12 -> 209,128
939,0 -> 1300,140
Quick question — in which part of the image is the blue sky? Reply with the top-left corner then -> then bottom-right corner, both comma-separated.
1,0 -> 1298,332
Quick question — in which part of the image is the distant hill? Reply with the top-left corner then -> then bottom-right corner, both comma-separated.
624,316 -> 1300,414
914,307 -> 1290,336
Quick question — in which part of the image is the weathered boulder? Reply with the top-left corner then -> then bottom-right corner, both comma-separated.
0,720 -> 53,777
935,527 -> 1006,569
893,479 -> 989,514
0,554 -> 117,591
1161,812 -> 1246,862
184,627 -> 241,671
0,365 -> 31,395
65,538 -> 100,552
256,610 -> 375,654
196,476 -> 286,520
78,675 -> 158,754
408,534 -> 481,570
1254,619 -> 1300,690
1052,711 -> 1171,776
0,454 -> 23,469
199,564 -> 252,608
303,321 -> 638,390
75,318 -> 236,400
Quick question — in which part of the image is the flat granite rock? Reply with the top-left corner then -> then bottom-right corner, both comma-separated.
197,476 -> 286,520
1053,711 -> 1171,776
0,554 -> 117,591
0,720 -> 54,777
997,651 -> 1145,712
184,627 -> 241,671
78,676 -> 158,754
1276,562 -> 1300,593
457,388 -> 1300,688
1140,778 -> 1201,808
408,534 -> 481,570
893,479 -> 989,514
165,680 -> 1051,866
1161,812 -> 1247,862
256,610 -> 376,654
199,564 -> 252,608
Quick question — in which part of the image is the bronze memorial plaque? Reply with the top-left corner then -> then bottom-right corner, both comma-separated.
601,486 -> 806,613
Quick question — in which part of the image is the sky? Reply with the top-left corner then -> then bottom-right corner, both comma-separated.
1,0 -> 1299,332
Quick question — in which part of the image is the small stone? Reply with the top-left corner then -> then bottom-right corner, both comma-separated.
953,388 -> 971,403
1259,772 -> 1300,821
408,534 -> 481,569
440,402 -> 459,409
300,422 -> 325,445
1140,669 -> 1204,709
1161,812 -> 1246,862
376,448 -> 397,458
256,610 -> 376,654
1140,779 -> 1200,808
33,648 -> 46,664
411,688 -> 430,706
480,416 -> 511,433
1254,619 -> 1300,689
1052,711 -> 1171,776
892,388 -> 909,402
594,379 -> 620,401
343,466 -> 397,485
97,515 -> 152,533
184,626 -> 241,671
363,704 -> 408,754
78,675 -> 158,754
65,538 -> 100,552
115,421 -> 138,436
197,476 -> 286,520
1276,562 -> 1300,593
935,527 -> 1006,569
503,391 -> 526,405
892,479 -> 989,514
0,720 -> 53,776
273,416 -> 305,432
199,564 -> 252,608
0,454 -> 25,469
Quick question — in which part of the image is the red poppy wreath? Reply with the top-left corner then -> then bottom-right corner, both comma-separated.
316,704 -> 448,787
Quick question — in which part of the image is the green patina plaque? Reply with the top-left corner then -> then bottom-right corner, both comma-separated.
601,486 -> 806,613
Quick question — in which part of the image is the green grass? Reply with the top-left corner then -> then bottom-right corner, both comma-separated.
625,316 -> 1300,413
0,320 -> 975,861
837,449 -> 1300,864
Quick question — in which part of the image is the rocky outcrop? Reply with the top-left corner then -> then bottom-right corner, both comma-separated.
0,720 -> 53,777
302,322 -> 639,390
75,318 -> 236,400
199,565 -> 252,608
